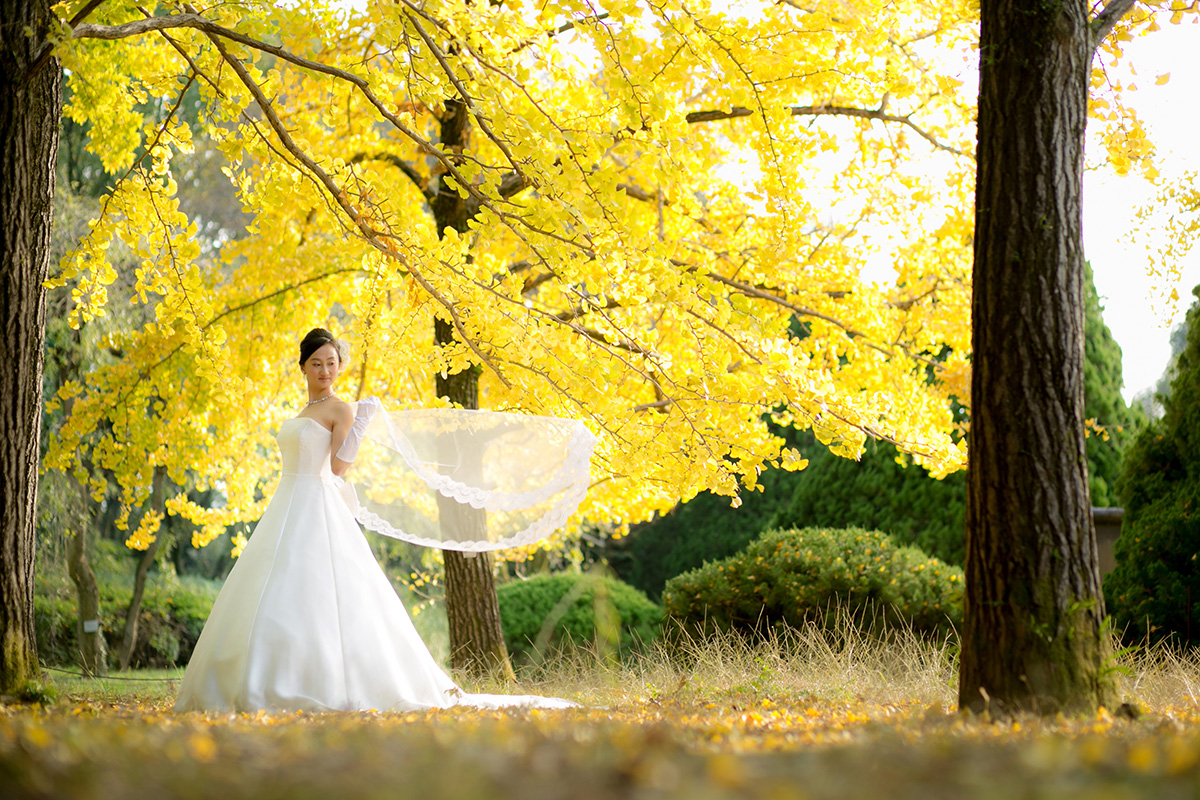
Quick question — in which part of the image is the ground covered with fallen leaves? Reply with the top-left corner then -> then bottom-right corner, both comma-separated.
6,632 -> 1200,799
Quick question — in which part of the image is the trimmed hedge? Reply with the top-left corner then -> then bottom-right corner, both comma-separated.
497,573 -> 662,661
663,527 -> 962,638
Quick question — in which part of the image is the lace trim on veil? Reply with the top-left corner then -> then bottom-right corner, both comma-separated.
351,408 -> 597,552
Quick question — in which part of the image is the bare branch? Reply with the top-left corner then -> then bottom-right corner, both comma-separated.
617,183 -> 654,202
511,12 -> 612,54
497,171 -> 529,200
72,11 -> 207,40
631,398 -> 674,413
687,103 -> 968,156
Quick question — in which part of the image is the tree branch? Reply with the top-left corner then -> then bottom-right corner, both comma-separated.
704,272 -> 940,368
349,152 -> 435,203
401,4 -> 531,189
497,171 -> 529,200
186,13 -> 510,388
72,12 -> 497,214
1091,0 -> 1138,49
511,13 -> 612,54
22,0 -> 109,86
554,297 -> 621,322
687,103 -> 967,157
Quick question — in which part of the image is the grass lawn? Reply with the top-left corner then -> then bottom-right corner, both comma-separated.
4,626 -> 1200,799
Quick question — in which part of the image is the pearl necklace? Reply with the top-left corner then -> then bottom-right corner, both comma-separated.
306,393 -> 337,407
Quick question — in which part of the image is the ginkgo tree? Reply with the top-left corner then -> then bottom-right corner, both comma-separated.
37,0 -> 980,675
961,0 -> 1197,715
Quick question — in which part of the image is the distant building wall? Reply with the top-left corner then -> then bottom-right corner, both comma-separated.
1093,507 -> 1124,578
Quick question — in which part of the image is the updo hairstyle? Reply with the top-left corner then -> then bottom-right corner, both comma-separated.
298,328 -> 350,366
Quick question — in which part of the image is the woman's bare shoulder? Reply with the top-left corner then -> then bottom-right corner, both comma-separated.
295,398 -> 353,429
328,398 -> 354,426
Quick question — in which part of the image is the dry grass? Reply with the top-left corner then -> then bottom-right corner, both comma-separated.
481,617 -> 1200,716
5,625 -> 1200,800
481,617 -> 959,710
1118,639 -> 1200,711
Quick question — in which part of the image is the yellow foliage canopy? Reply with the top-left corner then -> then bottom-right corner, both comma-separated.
42,0 -> 1185,549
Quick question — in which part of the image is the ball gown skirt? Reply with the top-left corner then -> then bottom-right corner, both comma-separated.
174,417 -> 572,712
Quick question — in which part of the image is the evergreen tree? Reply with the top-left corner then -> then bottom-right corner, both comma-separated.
772,437 -> 966,566
1082,263 -> 1138,507
616,265 -> 1135,599
1105,285 -> 1200,645
609,459 -> 801,598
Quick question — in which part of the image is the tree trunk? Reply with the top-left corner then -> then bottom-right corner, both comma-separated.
960,0 -> 1121,715
60,350 -> 107,676
427,94 -> 515,679
0,0 -> 60,693
118,467 -> 168,671
67,487 -> 106,676
434,320 -> 515,679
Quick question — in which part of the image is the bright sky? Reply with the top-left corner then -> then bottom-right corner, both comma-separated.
1084,21 -> 1200,403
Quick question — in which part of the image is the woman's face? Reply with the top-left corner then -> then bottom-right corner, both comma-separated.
302,342 -> 341,392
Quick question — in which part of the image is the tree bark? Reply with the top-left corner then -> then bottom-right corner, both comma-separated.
0,0 -> 60,693
960,0 -> 1124,715
118,466 -> 168,671
426,93 -> 516,680
67,487 -> 107,676
435,320 -> 515,679
58,339 -> 107,676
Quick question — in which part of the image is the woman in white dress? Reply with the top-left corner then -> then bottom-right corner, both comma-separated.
174,328 -> 573,712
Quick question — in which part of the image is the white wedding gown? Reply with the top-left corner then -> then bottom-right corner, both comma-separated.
174,417 -> 573,713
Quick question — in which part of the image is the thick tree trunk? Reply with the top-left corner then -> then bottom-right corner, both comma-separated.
118,467 -> 168,671
960,0 -> 1118,715
0,0 -> 60,693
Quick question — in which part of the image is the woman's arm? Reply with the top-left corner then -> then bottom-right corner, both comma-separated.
329,402 -> 356,477
331,397 -> 382,476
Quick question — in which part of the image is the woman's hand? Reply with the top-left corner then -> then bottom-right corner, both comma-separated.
332,397 -> 383,475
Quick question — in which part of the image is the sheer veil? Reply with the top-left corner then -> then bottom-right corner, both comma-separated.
338,406 -> 598,552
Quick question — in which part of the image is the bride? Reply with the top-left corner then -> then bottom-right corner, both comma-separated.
174,328 -> 578,713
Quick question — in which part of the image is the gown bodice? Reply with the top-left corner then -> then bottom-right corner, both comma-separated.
277,417 -> 333,477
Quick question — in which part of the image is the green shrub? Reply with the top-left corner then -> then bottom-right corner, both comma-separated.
611,462 -> 801,600
663,527 -> 962,638
33,540 -> 220,669
497,573 -> 662,662
770,440 -> 967,567
1105,476 -> 1200,645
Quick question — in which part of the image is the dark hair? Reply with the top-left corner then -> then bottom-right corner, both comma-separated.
299,328 -> 340,366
